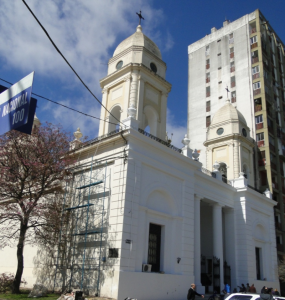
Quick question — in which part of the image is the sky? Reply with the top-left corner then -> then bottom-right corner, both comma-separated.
0,0 -> 285,148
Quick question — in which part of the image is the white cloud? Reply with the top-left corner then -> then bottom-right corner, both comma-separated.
166,108 -> 187,149
0,1 -> 176,138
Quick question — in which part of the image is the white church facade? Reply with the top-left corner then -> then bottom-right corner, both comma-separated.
0,24 -> 280,300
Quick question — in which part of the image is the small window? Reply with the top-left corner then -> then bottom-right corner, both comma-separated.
206,72 -> 210,83
231,76 -> 236,88
206,101 -> 211,112
206,86 -> 210,97
250,36 -> 258,45
150,62 -> 157,73
229,33 -> 233,39
217,39 -> 221,42
253,82 -> 261,90
206,116 -> 211,127
217,53 -> 221,56
109,248 -> 119,258
116,61 -> 123,70
252,65 -> 260,74
205,45 -> 210,55
219,81 -> 222,84
231,91 -> 236,103
256,132 -> 264,141
255,115 -> 263,124
219,96 -> 223,99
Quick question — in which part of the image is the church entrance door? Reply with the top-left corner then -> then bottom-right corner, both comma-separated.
148,223 -> 161,272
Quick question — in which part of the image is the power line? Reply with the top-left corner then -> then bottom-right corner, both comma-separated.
21,0 -> 124,127
0,78 -> 118,126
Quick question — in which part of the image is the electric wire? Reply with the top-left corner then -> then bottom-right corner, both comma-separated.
0,78 -> 118,126
21,0 -> 124,127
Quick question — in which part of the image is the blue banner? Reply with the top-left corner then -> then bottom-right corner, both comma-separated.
0,86 -> 32,135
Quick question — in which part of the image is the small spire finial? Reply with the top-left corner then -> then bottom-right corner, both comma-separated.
136,10 -> 144,25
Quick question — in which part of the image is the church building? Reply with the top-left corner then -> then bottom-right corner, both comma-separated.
0,23 -> 280,300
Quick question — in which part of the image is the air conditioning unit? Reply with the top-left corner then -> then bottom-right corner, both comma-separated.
142,264 -> 152,272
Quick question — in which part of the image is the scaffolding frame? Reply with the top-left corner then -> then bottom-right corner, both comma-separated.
53,158 -> 110,296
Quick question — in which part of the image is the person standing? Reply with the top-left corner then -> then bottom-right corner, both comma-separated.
187,284 -> 205,300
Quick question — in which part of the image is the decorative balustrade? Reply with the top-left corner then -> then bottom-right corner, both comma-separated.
138,128 -> 182,154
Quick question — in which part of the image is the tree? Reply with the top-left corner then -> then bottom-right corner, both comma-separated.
0,123 -> 75,293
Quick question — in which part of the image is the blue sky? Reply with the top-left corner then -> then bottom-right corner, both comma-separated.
0,0 -> 284,147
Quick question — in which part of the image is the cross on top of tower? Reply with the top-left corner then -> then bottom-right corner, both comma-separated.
136,10 -> 144,25
225,86 -> 230,99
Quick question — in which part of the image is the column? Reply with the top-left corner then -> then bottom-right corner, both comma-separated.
212,203 -> 224,291
233,141 -> 239,179
194,195 -> 203,291
128,70 -> 139,118
98,88 -> 108,136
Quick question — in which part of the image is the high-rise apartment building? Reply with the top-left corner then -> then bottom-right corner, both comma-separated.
188,10 -> 285,255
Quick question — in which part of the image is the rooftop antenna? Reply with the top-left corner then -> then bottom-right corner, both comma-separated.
136,10 -> 144,25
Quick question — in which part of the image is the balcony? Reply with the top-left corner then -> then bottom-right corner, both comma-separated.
256,123 -> 264,130
276,222 -> 282,230
277,244 -> 283,252
271,162 -> 277,170
250,28 -> 257,34
252,57 -> 259,64
258,140 -> 265,147
252,73 -> 260,80
251,43 -> 258,49
206,106 -> 210,112
206,78 -> 210,83
206,64 -> 210,69
253,88 -> 261,96
255,104 -> 262,112
231,97 -> 236,103
230,52 -> 234,59
206,92 -> 210,97
268,126 -> 274,135
230,66 -> 235,73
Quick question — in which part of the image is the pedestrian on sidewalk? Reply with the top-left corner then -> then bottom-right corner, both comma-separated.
187,284 -> 205,300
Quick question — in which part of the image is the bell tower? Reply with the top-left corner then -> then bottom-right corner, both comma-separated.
98,25 -> 171,140
204,100 -> 255,185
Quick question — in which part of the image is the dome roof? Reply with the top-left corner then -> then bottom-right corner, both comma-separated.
113,25 -> 162,59
211,100 -> 247,126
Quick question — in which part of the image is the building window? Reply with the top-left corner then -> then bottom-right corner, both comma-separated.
109,248 -> 119,258
256,247 -> 262,280
205,45 -> 210,56
206,59 -> 210,69
252,50 -> 259,64
250,36 -> 258,49
217,39 -> 221,42
206,116 -> 211,127
231,76 -> 236,88
206,86 -> 210,97
230,61 -> 235,73
255,114 -> 264,129
229,33 -> 234,44
231,91 -> 236,103
252,65 -> 260,79
206,101 -> 211,112
148,223 -> 162,272
253,81 -> 261,96
206,72 -> 210,83
258,150 -> 266,166
219,96 -> 223,99
256,132 -> 264,147
230,47 -> 234,58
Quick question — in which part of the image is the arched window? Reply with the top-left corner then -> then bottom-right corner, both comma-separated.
243,164 -> 248,179
219,162 -> 227,181
108,106 -> 121,133
143,105 -> 158,136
